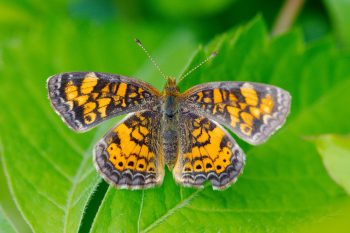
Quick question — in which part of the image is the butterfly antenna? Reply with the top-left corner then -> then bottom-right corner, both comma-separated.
178,51 -> 218,83
135,38 -> 167,80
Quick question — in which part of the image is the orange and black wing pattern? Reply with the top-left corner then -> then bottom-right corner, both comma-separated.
47,72 -> 161,132
173,112 -> 245,190
181,82 -> 291,145
94,111 -> 164,189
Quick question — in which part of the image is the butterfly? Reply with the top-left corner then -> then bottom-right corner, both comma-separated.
47,40 -> 291,190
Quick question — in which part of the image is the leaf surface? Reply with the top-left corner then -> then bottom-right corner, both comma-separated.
308,134 -> 350,195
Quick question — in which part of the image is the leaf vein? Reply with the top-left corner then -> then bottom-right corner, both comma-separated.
141,189 -> 202,233
137,190 -> 145,233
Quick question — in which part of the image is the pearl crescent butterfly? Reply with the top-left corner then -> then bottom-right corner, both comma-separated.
47,40 -> 291,190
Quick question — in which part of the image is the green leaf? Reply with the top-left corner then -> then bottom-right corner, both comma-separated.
296,198 -> 350,233
0,152 -> 32,233
90,17 -> 350,232
324,0 -> 350,49
0,208 -> 16,233
307,134 -> 350,195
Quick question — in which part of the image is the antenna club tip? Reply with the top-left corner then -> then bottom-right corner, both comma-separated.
210,51 -> 218,58
134,38 -> 142,45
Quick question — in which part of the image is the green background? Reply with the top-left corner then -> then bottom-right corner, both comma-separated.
1,0 -> 350,232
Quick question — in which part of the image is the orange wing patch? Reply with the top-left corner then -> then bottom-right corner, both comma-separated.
173,113 -> 245,190
94,111 -> 164,189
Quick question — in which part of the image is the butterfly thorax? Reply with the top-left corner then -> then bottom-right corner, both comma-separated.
161,78 -> 180,168
163,78 -> 180,118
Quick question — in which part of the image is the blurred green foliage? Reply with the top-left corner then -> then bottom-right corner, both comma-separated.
0,0 -> 350,233
309,134 -> 350,194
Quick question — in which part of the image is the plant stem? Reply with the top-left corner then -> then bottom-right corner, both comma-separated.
272,0 -> 305,35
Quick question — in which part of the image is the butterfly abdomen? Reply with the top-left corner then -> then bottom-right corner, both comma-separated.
162,129 -> 178,168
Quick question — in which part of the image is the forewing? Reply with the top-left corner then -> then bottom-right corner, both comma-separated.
173,112 -> 245,190
94,111 -> 164,189
181,82 -> 291,145
47,72 -> 161,132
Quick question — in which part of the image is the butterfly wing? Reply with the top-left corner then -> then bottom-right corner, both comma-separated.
94,111 -> 164,189
181,82 -> 291,145
47,72 -> 161,132
173,112 -> 245,190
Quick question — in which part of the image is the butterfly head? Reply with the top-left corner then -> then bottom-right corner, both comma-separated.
164,77 -> 179,96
